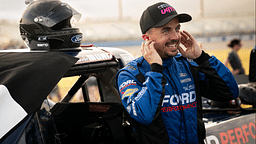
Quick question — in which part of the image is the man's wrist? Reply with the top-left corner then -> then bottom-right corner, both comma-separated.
150,63 -> 163,73
193,50 -> 211,65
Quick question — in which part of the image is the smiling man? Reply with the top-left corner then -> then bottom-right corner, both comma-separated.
116,2 -> 239,144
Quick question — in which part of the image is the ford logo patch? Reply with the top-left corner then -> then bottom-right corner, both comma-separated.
71,35 -> 82,43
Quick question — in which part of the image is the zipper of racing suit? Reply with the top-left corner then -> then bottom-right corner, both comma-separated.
165,66 -> 188,144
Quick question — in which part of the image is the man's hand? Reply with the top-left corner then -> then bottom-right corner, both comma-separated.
178,30 -> 202,59
141,39 -> 162,65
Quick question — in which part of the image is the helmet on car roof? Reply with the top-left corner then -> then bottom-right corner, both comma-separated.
20,0 -> 83,50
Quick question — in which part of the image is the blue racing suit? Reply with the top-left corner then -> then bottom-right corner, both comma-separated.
116,51 -> 238,144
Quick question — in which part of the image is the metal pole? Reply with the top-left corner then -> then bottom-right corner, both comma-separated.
118,0 -> 123,21
200,0 -> 204,18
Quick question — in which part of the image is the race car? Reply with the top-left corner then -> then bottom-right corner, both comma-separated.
0,45 -> 136,144
0,45 -> 255,144
202,47 -> 256,144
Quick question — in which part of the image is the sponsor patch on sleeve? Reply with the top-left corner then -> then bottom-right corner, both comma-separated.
122,88 -> 138,99
119,80 -> 137,92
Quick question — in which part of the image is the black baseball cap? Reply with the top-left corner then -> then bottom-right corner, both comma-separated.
140,2 -> 192,34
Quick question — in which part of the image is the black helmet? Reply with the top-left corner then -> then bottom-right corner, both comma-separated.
20,0 -> 83,50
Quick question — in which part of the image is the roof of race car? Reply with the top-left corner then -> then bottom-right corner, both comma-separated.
0,45 -> 135,77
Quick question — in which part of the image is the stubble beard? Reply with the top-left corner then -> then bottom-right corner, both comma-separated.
156,40 -> 180,59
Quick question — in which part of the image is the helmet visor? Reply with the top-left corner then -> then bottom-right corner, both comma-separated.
34,2 -> 81,27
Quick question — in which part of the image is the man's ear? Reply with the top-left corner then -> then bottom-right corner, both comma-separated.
142,34 -> 149,41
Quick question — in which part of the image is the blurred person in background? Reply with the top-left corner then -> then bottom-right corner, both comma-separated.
224,38 -> 245,75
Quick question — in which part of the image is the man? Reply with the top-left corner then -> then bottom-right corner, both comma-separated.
116,2 -> 238,144
224,38 -> 245,74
